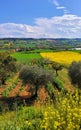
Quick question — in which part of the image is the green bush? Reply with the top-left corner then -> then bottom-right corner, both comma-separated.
46,83 -> 55,100
53,77 -> 66,92
68,61 -> 81,88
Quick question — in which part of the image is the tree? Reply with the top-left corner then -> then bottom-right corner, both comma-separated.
19,65 -> 54,98
31,58 -> 51,68
0,52 -> 17,85
68,61 -> 81,88
51,62 -> 63,76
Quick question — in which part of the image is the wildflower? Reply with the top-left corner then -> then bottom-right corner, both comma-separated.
54,121 -> 60,129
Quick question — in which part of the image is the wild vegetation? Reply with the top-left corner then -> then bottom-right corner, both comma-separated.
0,91 -> 81,130
0,52 -> 17,85
0,39 -> 81,130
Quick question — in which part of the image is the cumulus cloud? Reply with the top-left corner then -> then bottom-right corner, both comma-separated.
0,14 -> 81,38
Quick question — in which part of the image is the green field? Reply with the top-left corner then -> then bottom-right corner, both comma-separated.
12,52 -> 42,64
28,49 -> 54,53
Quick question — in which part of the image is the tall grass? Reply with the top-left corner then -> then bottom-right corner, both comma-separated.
0,89 -> 81,130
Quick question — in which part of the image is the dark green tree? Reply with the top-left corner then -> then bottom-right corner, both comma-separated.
19,65 -> 54,98
68,61 -> 81,88
0,52 -> 17,85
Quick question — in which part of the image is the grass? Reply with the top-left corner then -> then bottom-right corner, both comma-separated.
11,52 -> 42,64
58,68 -> 74,92
0,90 -> 81,130
28,49 -> 54,53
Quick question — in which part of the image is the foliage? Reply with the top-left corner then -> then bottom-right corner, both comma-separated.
0,52 -> 17,85
19,65 -> 54,97
53,77 -> 66,92
31,58 -> 51,68
41,90 -> 81,130
68,61 -> 81,88
0,90 -> 81,130
51,62 -> 63,76
1,38 -> 81,51
45,83 -> 55,100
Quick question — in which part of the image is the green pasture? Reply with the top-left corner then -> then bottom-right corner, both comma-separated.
28,49 -> 54,53
12,52 -> 42,64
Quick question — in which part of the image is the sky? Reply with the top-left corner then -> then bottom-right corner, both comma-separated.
0,0 -> 81,38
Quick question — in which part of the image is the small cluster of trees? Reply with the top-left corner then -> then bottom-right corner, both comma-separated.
19,58 -> 64,98
31,58 -> 63,75
19,58 -> 81,99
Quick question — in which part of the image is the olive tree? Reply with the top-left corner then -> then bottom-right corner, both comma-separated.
19,65 -> 54,98
51,62 -> 63,76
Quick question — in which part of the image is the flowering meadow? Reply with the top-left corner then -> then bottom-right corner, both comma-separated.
40,51 -> 81,65
0,90 -> 81,130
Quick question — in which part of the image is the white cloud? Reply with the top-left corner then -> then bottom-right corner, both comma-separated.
56,6 -> 65,9
50,0 -> 59,7
49,0 -> 69,15
0,14 -> 81,38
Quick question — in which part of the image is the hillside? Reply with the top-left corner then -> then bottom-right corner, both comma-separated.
0,38 -> 81,51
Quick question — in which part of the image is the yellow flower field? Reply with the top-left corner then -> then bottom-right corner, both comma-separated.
40,51 -> 81,65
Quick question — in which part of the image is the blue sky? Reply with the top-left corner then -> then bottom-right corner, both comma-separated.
0,0 -> 81,38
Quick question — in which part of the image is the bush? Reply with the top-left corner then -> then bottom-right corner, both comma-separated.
53,77 -> 66,92
68,61 -> 81,88
46,83 -> 55,100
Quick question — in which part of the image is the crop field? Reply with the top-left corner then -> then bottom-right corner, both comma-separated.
0,75 -> 31,98
12,52 -> 42,63
40,51 -> 81,65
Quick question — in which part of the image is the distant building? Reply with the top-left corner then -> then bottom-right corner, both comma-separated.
71,48 -> 81,50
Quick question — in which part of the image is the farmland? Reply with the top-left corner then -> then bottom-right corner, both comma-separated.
0,48 -> 81,130
40,51 -> 81,66
11,52 -> 42,64
1,50 -> 78,100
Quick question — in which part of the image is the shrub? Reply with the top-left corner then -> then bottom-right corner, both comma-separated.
68,61 -> 81,88
53,77 -> 66,92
